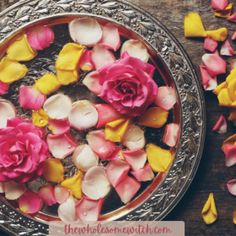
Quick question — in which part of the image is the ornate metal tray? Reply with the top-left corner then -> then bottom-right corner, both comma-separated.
0,0 -> 205,235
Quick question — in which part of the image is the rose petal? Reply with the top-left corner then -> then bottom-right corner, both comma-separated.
82,71 -> 102,95
0,99 -> 16,128
222,143 -> 236,167
199,64 -> 217,91
69,18 -> 103,46
58,196 -> 77,222
220,39 -> 235,56
212,115 -> 227,134
38,185 -> 57,206
146,144 -> 173,173
48,119 -> 70,135
32,109 -> 48,127
228,12 -> 236,22
226,179 -> 236,196
121,39 -> 149,62
163,123 -> 180,147
61,172 -> 83,199
86,130 -> 120,160
228,110 -> 236,121
18,191 -> 43,214
82,166 -> 111,200
202,193 -> 218,225
155,86 -> 177,110
213,81 -> 227,95
123,149 -> 147,171
122,125 -> 145,150
206,28 -> 228,42
99,23 -> 121,51
0,81 -> 9,95
217,88 -> 233,106
4,181 -> 26,200
106,160 -> 130,187
214,3 -> 233,18
47,133 -> 77,159
115,176 -> 140,204
68,100 -> 98,131
79,49 -> 94,72
202,52 -> 226,76
91,45 -> 115,70
211,0 -> 228,10
131,163 -> 154,182
43,94 -> 72,120
56,69 -> 78,85
54,185 -> 70,204
203,37 -> 218,52
72,144 -> 99,172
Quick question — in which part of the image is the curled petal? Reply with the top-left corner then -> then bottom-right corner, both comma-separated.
57,69 -> 78,85
206,28 -> 228,42
199,64 -> 217,91
106,160 -> 130,187
0,81 -> 9,95
163,123 -> 180,147
43,94 -> 72,120
123,149 -> 147,171
82,71 -> 102,95
72,144 -> 99,172
91,45 -> 115,70
203,37 -> 218,52
82,166 -> 111,200
202,193 -> 218,225
212,115 -> 227,134
0,99 -> 16,128
122,125 -> 145,150
38,185 -> 57,206
226,179 -> 236,196
18,191 -> 43,214
222,143 -> 236,167
211,0 -> 228,10
115,176 -> 140,204
32,109 -> 48,127
121,39 -> 149,62
69,18 -> 103,46
131,164 -> 154,182
48,119 -> 70,135
47,133 -> 77,159
58,196 -> 77,222
4,181 -> 26,200
54,185 -> 70,204
69,100 -> 98,130
228,12 -> 236,22
155,86 -> 177,110
19,85 -> 46,110
217,88 -> 233,106
79,49 -> 94,72
220,40 -> 235,56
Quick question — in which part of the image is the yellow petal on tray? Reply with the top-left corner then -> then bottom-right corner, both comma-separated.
214,3 -> 233,18
213,81 -> 227,95
138,107 -> 169,128
56,43 -> 85,71
32,109 -> 48,127
146,144 -> 173,173
0,57 -> 28,84
105,118 -> 131,142
35,73 -> 61,95
57,69 -> 78,85
202,193 -> 218,225
61,172 -> 83,199
217,88 -> 233,107
43,158 -> 65,183
226,67 -> 236,84
184,12 -> 206,38
233,210 -> 236,224
206,28 -> 228,42
228,79 -> 236,101
6,34 -> 37,61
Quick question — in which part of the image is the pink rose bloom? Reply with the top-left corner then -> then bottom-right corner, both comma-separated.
98,55 -> 158,116
0,118 -> 49,183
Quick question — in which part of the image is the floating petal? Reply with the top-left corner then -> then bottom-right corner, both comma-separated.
82,71 -> 102,95
211,0 -> 228,10
4,181 -> 26,200
131,164 -> 154,182
58,196 -> 77,222
226,179 -> 236,196
54,185 -> 70,204
38,185 -> 57,206
32,109 -> 48,128
220,39 -> 235,56
199,64 -> 217,91
222,143 -> 236,167
202,193 -> 218,225
0,81 -> 9,95
79,49 -> 94,71
206,28 -> 228,42
203,37 -> 218,52
56,69 -> 78,85
163,123 -> 180,147
212,115 -> 227,134
0,99 -> 16,128
48,119 -> 70,135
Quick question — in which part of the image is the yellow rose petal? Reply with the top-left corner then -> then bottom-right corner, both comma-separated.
213,81 -> 227,95
35,73 -> 61,95
202,193 -> 218,225
184,12 -> 206,38
233,210 -> 236,224
217,88 -> 233,107
56,43 -> 84,71
206,28 -> 228,42
32,109 -> 48,127
146,144 -> 173,173
105,118 -> 130,142
226,67 -> 236,84
228,79 -> 236,101
6,34 -> 37,61
61,172 -> 83,199
57,69 -> 78,85
138,107 -> 169,128
0,57 -> 28,84
214,3 -> 233,18
43,158 -> 64,183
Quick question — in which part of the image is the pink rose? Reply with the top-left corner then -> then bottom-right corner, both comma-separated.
0,118 -> 49,183
98,55 -> 158,116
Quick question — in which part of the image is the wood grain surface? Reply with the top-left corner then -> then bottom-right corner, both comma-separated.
1,0 -> 236,236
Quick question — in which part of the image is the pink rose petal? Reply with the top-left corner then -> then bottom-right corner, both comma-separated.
4,181 -> 26,200
226,179 -> 236,196
79,49 -> 94,71
0,99 -> 16,128
68,100 -> 98,131
163,123 -> 180,147
0,81 -> 9,95
232,32 -> 236,40
115,176 -> 141,204
76,197 -> 103,222
95,104 -> 122,128
106,160 -> 130,187
99,23 -> 121,51
58,196 -> 77,222
91,45 -> 115,70
199,64 -> 218,91
202,52 -> 226,76
82,166 -> 111,200
203,37 -> 218,52
155,86 -> 177,110
211,0 -> 228,10
48,119 -> 70,135
220,40 -> 235,56
19,85 -> 46,110
18,191 -> 43,214
222,143 -> 236,167
82,71 -> 102,95
212,115 -> 227,134
69,18 -> 103,46
131,163 -> 154,182
228,12 -> 236,22
38,185 -> 57,206
47,133 -> 77,159
123,149 -> 147,171
54,185 -> 70,204
86,130 -> 120,160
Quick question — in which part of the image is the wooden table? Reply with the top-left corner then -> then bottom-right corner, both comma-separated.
1,0 -> 236,235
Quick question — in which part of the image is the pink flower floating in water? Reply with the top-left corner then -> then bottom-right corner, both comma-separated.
0,118 -> 49,183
